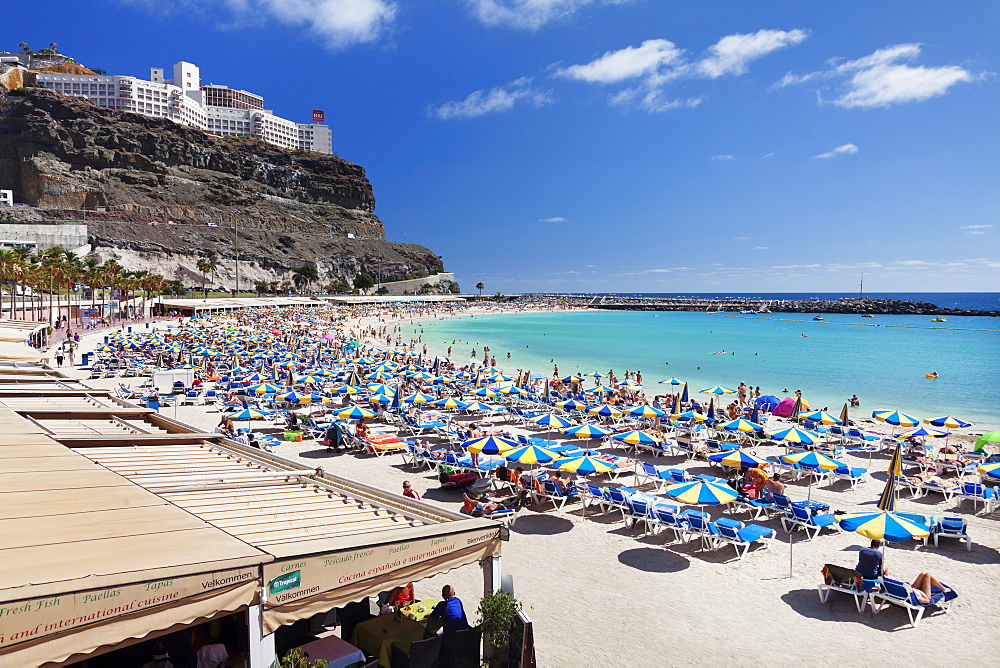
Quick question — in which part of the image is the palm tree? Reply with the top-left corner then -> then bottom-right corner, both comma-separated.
100,259 -> 125,323
196,258 -> 218,298
292,263 -> 319,293
476,282 -> 485,300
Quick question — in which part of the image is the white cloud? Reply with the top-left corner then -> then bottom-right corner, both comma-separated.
752,246 -> 768,250
775,43 -> 980,109
697,29 -> 808,78
813,143 -> 858,159
960,224 -> 992,235
732,236 -> 750,241
123,0 -> 396,48
465,0 -> 633,30
762,152 -> 775,158
712,154 -> 736,160
430,78 -> 553,120
538,216 -> 568,222
557,28 -> 807,113
557,39 -> 683,84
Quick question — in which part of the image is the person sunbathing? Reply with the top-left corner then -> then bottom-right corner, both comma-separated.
909,572 -> 954,604
462,492 -> 505,517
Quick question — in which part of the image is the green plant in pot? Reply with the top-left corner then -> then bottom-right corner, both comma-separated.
477,590 -> 522,667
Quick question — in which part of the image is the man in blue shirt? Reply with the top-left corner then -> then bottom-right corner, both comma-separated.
856,539 -> 887,579
429,585 -> 470,641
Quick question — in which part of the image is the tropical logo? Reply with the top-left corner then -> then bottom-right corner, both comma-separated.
268,570 -> 301,595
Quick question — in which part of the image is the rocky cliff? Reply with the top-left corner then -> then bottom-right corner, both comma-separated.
0,86 -> 449,288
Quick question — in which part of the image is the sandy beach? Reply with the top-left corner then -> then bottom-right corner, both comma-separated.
66,309 -> 1000,667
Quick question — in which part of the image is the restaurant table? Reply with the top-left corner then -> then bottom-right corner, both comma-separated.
351,614 -> 425,667
400,598 -> 441,622
293,634 -> 366,668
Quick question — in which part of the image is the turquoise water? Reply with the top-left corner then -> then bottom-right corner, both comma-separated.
403,310 -> 1000,430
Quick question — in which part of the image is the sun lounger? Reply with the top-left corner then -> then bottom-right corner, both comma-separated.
603,486 -> 633,519
818,564 -> 873,612
713,518 -> 775,560
870,577 -> 957,628
623,497 -> 655,533
780,505 -> 839,539
730,494 -> 773,520
533,479 -> 579,510
829,465 -> 868,489
954,482 -> 996,512
650,506 -> 691,543
636,462 -> 673,491
581,483 -> 608,513
929,516 -> 972,551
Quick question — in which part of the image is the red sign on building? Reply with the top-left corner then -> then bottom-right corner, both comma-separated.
312,110 -> 324,122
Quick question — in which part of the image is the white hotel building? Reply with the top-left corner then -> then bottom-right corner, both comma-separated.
34,61 -> 332,154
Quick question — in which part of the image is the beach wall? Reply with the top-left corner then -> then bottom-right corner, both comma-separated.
0,222 -> 88,251
371,272 -> 458,295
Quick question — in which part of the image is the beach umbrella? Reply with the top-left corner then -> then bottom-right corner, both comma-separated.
366,383 -> 397,396
707,449 -> 769,469
402,392 -> 437,404
836,444 -> 930,542
336,406 -> 377,420
588,404 -> 624,418
584,385 -> 616,394
680,383 -> 689,403
561,375 -> 584,383
796,410 -> 842,425
555,454 -> 617,477
872,410 -> 920,427
627,405 -> 666,418
779,450 -> 843,500
676,411 -> 709,422
755,395 -> 781,411
530,413 -> 573,429
497,386 -> 527,396
716,418 -> 764,433
700,386 -> 736,396
247,382 -> 282,395
563,423 -> 611,439
463,434 -> 517,455
766,425 -> 820,445
583,371 -> 605,378
975,432 -> 1000,452
924,415 -> 974,429
472,387 -> 498,398
669,395 -> 682,418
749,403 -> 760,425
368,394 -> 392,404
433,397 -> 468,409
609,429 -> 661,447
894,426 -> 951,440
296,375 -> 322,385
462,401 -> 498,412
977,462 -> 1000,479
555,399 -> 588,411
839,403 -> 850,427
226,408 -> 270,420
658,378 -> 684,385
664,479 -> 737,547
504,444 -> 560,465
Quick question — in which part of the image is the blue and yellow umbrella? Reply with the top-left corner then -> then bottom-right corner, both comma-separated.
779,450 -> 843,470
924,415 -> 974,429
707,449 -> 769,468
627,405 -> 666,418
766,426 -> 820,445
894,426 -> 950,440
609,429 -> 661,446
658,377 -> 685,385
471,387 -> 498,398
699,386 -> 736,395
462,401 -> 497,412
247,382 -> 282,395
433,397 -> 468,409
588,404 -> 624,418
872,410 -> 920,427
554,455 -> 617,476
402,392 -> 437,404
664,480 -> 738,505
504,445 -> 560,464
836,443 -> 930,542
796,410 -> 842,425
977,462 -> 1000,479
336,406 -> 377,420
226,408 -> 270,420
716,418 -> 764,433
530,413 -> 573,429
463,434 -> 517,455
555,399 -> 588,410
563,423 -> 611,439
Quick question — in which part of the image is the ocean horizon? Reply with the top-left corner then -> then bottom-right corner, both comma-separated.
528,292 -> 1000,311
404,307 -> 1000,431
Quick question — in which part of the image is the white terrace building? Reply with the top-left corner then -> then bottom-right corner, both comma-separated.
34,61 -> 331,154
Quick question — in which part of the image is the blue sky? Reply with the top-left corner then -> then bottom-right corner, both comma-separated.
11,1 -> 999,292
